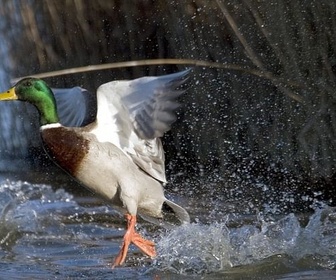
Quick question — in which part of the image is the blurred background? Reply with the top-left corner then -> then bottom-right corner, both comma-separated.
1,1 -> 336,278
0,0 -> 335,202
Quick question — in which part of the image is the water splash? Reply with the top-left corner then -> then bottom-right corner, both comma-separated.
155,206 -> 336,275
155,222 -> 232,274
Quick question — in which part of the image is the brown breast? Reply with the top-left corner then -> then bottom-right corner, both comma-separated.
41,126 -> 90,176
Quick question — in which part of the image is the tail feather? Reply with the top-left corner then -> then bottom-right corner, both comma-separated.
139,199 -> 190,229
164,199 -> 190,225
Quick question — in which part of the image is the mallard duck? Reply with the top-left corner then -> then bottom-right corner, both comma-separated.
0,70 -> 191,267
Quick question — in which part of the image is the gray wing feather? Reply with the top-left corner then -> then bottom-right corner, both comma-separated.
53,87 -> 97,127
122,69 -> 190,140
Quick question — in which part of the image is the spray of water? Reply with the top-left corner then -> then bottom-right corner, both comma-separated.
154,205 -> 336,274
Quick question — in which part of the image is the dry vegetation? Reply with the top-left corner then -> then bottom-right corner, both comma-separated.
0,0 -> 335,182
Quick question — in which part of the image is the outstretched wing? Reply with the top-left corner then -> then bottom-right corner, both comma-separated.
92,69 -> 190,183
53,87 -> 97,127
121,69 -> 190,139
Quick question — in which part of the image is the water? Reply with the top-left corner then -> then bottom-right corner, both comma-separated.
0,175 -> 335,279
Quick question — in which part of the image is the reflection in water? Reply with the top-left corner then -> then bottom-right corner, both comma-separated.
0,180 -> 335,279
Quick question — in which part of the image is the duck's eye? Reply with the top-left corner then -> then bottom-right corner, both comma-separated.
24,81 -> 32,87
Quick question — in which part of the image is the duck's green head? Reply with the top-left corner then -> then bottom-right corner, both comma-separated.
0,78 -> 59,125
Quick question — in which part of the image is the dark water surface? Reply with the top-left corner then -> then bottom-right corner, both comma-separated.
0,169 -> 335,280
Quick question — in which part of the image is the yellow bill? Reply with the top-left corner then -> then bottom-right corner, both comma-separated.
0,87 -> 17,100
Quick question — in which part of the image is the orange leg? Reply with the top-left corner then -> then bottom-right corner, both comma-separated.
112,214 -> 156,268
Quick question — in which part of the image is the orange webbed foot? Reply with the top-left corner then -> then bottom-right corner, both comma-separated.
112,214 -> 156,268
